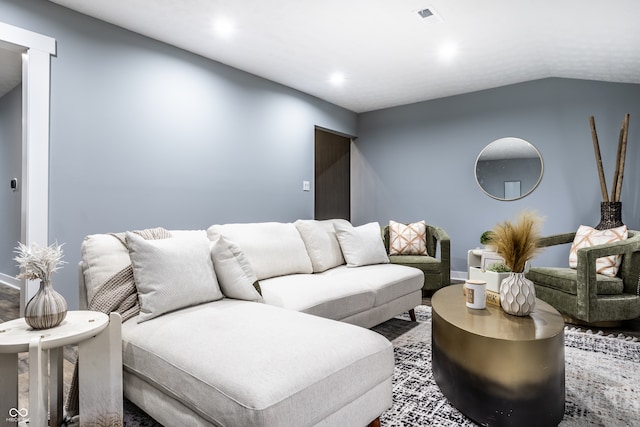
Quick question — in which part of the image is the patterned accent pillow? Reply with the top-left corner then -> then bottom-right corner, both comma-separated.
389,220 -> 428,256
569,225 -> 628,277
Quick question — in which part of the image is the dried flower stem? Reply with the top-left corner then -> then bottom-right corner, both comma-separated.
486,211 -> 543,273
14,242 -> 66,282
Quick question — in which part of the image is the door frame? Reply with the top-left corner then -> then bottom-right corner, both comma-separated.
314,126 -> 354,221
0,22 -> 56,313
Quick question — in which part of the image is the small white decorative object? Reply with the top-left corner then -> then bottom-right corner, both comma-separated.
500,272 -> 536,316
14,241 -> 68,329
465,280 -> 486,310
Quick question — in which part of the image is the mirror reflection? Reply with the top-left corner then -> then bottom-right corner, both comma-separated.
475,137 -> 543,201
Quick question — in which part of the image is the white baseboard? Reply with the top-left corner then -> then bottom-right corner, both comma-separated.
450,270 -> 467,281
0,272 -> 20,290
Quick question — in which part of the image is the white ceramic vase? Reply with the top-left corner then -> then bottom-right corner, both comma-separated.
24,279 -> 68,329
499,272 -> 536,316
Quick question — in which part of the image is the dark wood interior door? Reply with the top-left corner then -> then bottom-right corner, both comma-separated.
314,128 -> 350,220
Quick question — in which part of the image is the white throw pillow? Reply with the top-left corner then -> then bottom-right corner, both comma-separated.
294,219 -> 347,272
334,221 -> 390,267
207,222 -> 313,280
126,232 -> 224,322
210,235 -> 263,302
569,225 -> 628,277
389,220 -> 428,255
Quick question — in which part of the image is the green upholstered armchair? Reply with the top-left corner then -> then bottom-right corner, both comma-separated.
526,230 -> 640,324
382,224 -> 450,292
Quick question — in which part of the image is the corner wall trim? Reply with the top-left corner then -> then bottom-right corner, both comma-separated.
0,21 -> 56,314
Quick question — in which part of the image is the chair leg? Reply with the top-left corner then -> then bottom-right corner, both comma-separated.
368,417 -> 381,427
409,308 -> 417,322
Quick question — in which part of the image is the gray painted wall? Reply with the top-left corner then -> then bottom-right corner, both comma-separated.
354,78 -> 640,274
0,84 -> 21,278
1,0 -> 357,308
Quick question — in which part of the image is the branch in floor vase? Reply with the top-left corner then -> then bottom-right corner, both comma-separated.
589,116 -> 609,202
613,113 -> 630,202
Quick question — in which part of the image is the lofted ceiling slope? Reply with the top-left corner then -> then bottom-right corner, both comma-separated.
15,1 -> 640,112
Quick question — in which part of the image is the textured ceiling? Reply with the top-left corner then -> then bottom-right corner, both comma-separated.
9,1 -> 640,112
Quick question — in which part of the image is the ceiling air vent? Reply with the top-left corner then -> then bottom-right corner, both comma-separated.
417,8 -> 434,19
417,7 -> 442,22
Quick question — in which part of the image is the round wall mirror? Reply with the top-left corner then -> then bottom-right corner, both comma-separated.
475,137 -> 543,201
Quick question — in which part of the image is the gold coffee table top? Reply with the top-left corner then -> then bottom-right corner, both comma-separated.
433,284 -> 564,341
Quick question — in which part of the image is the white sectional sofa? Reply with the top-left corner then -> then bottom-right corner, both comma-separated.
79,220 -> 424,426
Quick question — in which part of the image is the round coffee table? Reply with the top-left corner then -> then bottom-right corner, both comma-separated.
431,284 -> 565,427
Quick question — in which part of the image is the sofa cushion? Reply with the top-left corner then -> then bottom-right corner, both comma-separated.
208,222 -> 313,280
319,264 -> 424,307
294,219 -> 348,272
569,224 -> 628,277
334,222 -> 390,267
389,254 -> 442,272
126,231 -> 224,322
260,273 -> 375,320
389,220 -> 428,255
81,233 -> 133,304
121,300 -> 393,426
210,234 -> 263,302
526,267 -> 624,295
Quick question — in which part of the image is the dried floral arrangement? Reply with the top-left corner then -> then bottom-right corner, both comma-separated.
485,211 -> 543,273
14,242 -> 66,282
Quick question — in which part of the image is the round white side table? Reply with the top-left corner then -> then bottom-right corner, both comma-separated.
0,311 -> 122,427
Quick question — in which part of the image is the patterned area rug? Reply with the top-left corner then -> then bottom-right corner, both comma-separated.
373,306 -> 640,427
123,305 -> 640,426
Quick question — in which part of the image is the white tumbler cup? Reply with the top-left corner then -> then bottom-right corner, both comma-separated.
465,279 -> 487,309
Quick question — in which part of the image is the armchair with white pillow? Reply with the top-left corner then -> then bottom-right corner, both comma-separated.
525,226 -> 640,324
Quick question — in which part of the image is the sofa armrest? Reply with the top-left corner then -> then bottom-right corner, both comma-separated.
427,225 -> 450,286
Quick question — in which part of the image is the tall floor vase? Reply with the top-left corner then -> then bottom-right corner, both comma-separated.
595,201 -> 624,230
500,272 -> 536,316
24,279 -> 68,329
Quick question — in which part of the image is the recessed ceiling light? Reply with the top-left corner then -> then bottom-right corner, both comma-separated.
329,72 -> 345,86
438,42 -> 458,62
213,16 -> 235,39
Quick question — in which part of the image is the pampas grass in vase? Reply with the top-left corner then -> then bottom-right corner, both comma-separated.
486,211 -> 543,316
15,241 -> 68,329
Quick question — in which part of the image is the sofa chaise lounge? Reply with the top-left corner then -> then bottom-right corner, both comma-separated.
78,219 -> 424,426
